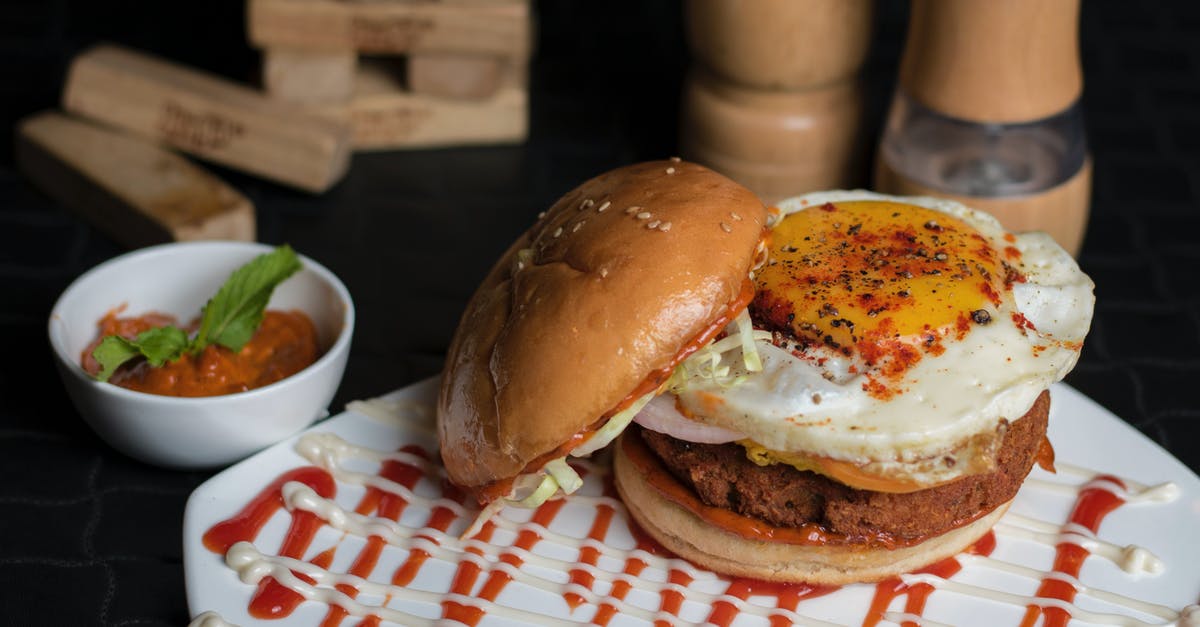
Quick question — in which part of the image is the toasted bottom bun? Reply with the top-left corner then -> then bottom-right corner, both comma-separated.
613,434 -> 1011,585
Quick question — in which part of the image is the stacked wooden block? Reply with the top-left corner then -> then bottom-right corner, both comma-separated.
250,0 -> 532,151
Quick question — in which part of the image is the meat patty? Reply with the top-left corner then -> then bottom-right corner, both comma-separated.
639,390 -> 1049,541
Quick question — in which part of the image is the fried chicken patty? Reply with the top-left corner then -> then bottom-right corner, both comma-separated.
639,390 -> 1049,541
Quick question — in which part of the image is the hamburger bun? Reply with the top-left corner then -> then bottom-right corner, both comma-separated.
438,160 -> 767,497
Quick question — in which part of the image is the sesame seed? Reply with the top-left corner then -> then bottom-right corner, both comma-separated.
636,211 -> 651,220
720,222 -> 732,233
659,222 -> 672,232
730,212 -> 742,221
669,156 -> 681,162
666,167 -> 676,175
647,220 -> 661,229
553,226 -> 563,237
580,199 -> 594,211
600,268 -> 609,278
537,211 -> 547,219
625,205 -> 642,215
573,222 -> 583,232
597,200 -> 611,212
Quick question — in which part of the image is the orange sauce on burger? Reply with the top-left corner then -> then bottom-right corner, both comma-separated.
81,309 -> 320,397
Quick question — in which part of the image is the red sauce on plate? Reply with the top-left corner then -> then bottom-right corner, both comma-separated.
81,309 -> 320,397
201,440 -> 1146,627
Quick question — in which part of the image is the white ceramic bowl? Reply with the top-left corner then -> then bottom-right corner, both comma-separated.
48,242 -> 354,469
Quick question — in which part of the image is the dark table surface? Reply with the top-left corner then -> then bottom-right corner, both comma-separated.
2,1 -> 1198,625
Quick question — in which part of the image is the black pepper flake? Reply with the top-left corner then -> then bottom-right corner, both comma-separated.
924,220 -> 943,232
972,309 -> 993,324
848,223 -> 862,235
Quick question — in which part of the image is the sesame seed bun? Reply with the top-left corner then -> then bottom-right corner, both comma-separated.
437,160 -> 767,496
613,430 -> 1010,584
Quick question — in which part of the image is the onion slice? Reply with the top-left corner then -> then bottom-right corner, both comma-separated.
633,394 -> 745,444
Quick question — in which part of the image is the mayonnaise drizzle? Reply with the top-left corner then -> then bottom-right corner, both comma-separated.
277,481 -> 840,625
994,515 -> 1165,575
208,405 -> 1196,627
899,572 -> 1175,627
1027,465 -> 1181,505
957,554 -> 1178,620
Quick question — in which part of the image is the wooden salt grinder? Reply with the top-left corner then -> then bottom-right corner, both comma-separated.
875,0 -> 1091,255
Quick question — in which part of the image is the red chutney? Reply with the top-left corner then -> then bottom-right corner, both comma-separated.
81,309 -> 320,397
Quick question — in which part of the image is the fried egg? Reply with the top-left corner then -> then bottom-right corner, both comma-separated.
674,191 -> 1094,487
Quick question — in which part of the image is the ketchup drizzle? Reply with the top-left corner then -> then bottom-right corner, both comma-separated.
320,447 -> 426,627
203,435 -> 1152,627
203,466 -> 335,619
1018,476 -> 1127,627
863,530 -> 997,627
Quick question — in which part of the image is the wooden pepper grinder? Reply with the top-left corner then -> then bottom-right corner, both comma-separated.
680,0 -> 874,204
875,0 -> 1091,255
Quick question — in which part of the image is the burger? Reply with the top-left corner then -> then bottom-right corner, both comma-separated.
612,190 -> 1093,584
438,160 -> 768,525
438,164 -> 1095,585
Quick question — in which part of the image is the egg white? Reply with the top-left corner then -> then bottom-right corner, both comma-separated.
673,190 -> 1095,484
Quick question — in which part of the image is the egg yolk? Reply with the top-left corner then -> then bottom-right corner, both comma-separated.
753,201 -> 1010,375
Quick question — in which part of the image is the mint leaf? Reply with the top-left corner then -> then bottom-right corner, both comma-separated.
91,325 -> 190,382
134,325 -> 191,365
194,245 -> 302,353
92,336 -> 141,382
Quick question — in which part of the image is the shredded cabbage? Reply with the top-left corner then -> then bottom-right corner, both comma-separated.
544,458 -> 583,494
735,309 -> 763,372
668,309 -> 771,392
570,390 -> 656,457
487,455 -> 584,514
509,472 -> 559,508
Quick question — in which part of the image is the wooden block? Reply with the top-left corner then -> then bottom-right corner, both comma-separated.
318,60 -> 526,150
407,52 -> 504,100
247,0 -> 532,58
16,112 -> 255,247
62,44 -> 352,193
264,48 -> 357,104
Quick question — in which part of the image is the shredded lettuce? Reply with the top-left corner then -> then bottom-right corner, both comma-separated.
508,473 -> 559,508
570,390 -> 655,457
735,309 -> 763,372
493,456 -> 584,512
668,309 -> 771,392
544,458 -> 583,494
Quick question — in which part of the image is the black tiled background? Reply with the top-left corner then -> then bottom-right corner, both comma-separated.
1,1 -> 1197,625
